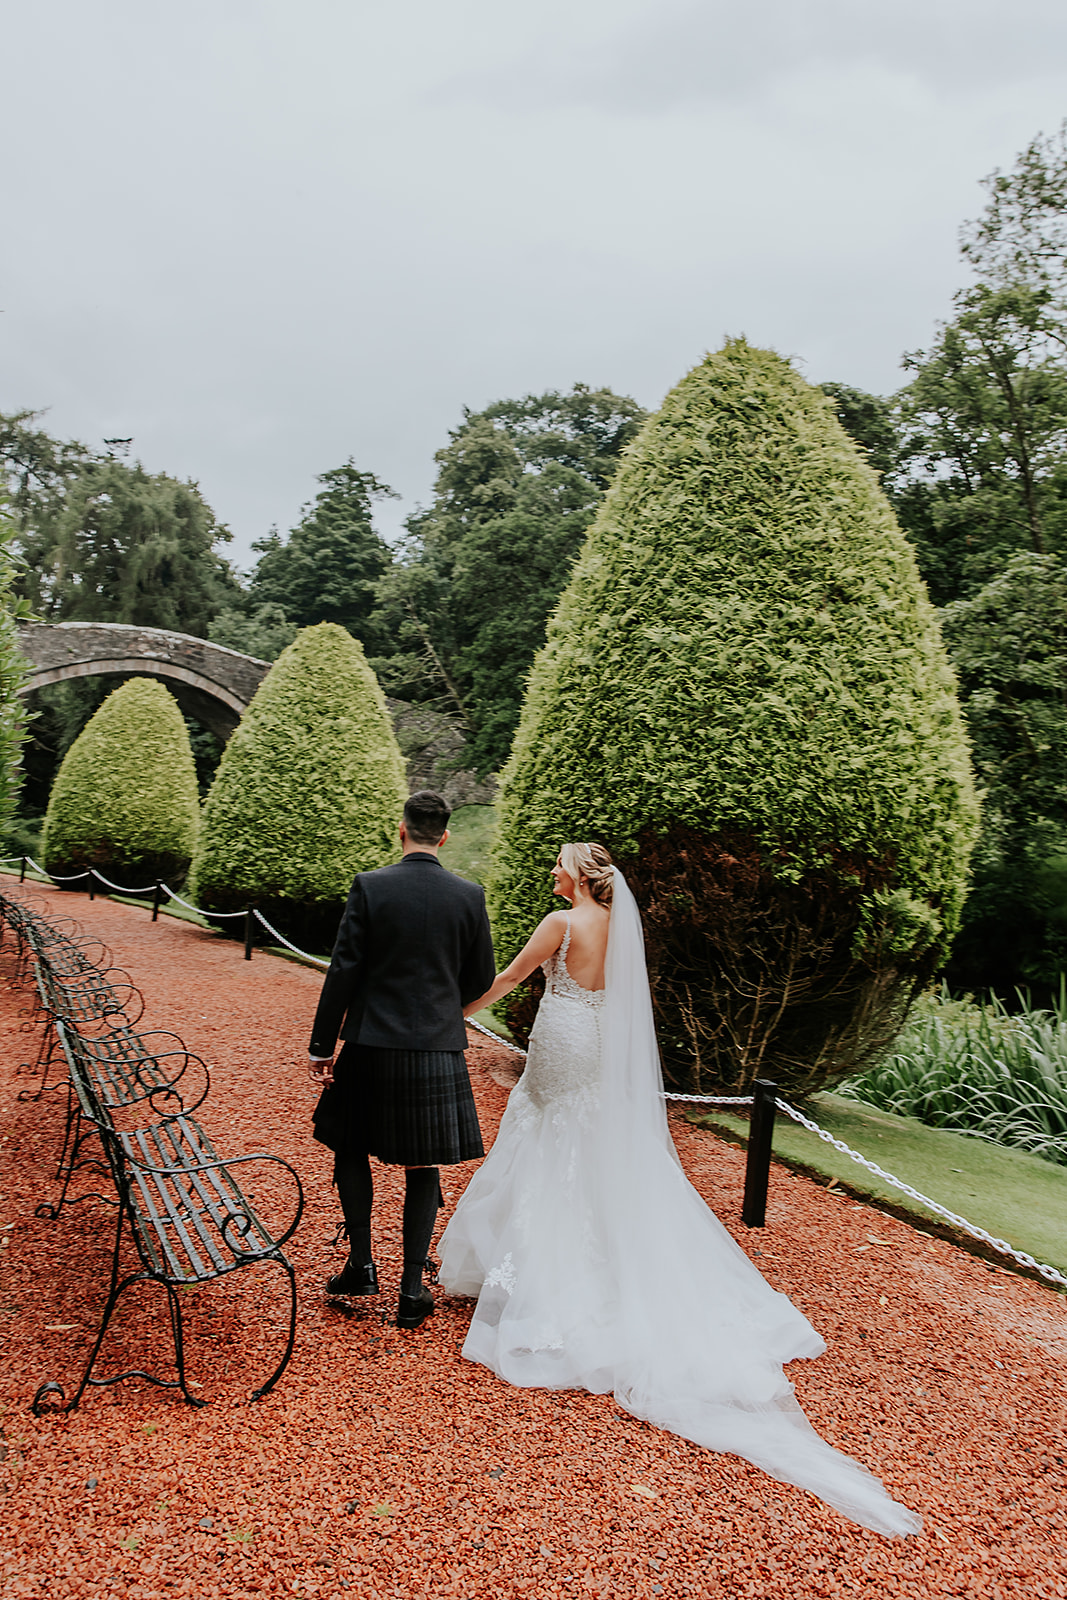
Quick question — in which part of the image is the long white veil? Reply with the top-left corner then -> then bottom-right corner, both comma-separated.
588,868 -> 922,1537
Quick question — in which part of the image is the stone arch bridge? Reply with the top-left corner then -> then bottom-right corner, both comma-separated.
15,621 -> 496,806
16,622 -> 269,742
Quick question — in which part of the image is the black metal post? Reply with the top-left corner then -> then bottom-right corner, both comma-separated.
88,871 -> 95,901
742,1078 -> 778,1228
19,856 -> 26,883
244,906 -> 255,961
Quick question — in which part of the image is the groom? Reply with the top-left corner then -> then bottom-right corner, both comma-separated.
308,790 -> 495,1328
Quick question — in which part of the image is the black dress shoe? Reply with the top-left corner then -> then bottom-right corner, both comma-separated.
326,1261 -> 379,1297
397,1285 -> 435,1329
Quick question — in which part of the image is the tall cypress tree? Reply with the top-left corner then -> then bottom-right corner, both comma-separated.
491,341 -> 979,1096
191,624 -> 407,951
42,679 -> 199,884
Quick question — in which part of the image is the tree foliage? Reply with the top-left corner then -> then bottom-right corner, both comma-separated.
961,119 -> 1067,300
894,284 -> 1067,604
0,415 -> 239,635
245,463 -> 396,653
208,601 -> 297,662
492,341 -> 979,1097
940,553 -> 1067,993
191,624 -> 406,950
0,489 -> 29,839
385,385 -> 647,772
42,678 -> 199,884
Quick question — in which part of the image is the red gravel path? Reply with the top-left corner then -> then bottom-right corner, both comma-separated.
0,884 -> 1064,1600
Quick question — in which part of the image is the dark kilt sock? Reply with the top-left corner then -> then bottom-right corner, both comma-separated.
335,1152 -> 374,1266
401,1167 -> 442,1295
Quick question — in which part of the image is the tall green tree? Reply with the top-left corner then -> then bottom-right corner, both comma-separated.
1,413 -> 239,634
894,284 -> 1067,604
491,342 -> 978,1096
961,120 -> 1067,301
941,553 -> 1067,993
0,488 -> 29,840
42,678 -> 200,885
389,384 -> 647,772
245,463 -> 396,652
192,624 -> 406,951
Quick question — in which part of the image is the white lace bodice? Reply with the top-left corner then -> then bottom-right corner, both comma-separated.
542,915 -> 607,1011
519,915 -> 604,1111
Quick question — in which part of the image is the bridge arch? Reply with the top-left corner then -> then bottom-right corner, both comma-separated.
16,623 -> 271,742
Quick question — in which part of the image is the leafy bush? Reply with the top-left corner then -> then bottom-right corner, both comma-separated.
840,986 -> 1067,1165
491,339 -> 979,1096
42,677 -> 199,885
191,623 -> 407,950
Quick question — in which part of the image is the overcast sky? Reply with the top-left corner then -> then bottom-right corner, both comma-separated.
3,0 -> 1067,565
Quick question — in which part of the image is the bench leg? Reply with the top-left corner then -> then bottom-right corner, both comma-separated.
32,1203 -> 208,1414
250,1255 -> 298,1403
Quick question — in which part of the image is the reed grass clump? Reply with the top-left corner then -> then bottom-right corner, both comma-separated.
839,986 -> 1067,1165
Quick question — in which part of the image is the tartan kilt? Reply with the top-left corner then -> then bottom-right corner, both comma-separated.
313,1043 -> 484,1166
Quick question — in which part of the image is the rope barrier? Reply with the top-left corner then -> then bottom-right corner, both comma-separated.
24,856 -> 90,883
252,909 -> 329,968
89,869 -> 158,896
664,1091 -> 755,1105
465,1015 -> 527,1055
157,885 -> 247,919
772,1098 -> 1067,1289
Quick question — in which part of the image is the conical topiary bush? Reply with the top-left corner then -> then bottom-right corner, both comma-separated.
491,340 -> 980,1097
191,623 -> 407,951
43,677 -> 199,886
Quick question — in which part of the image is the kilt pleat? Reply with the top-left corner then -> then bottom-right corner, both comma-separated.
313,1043 -> 484,1166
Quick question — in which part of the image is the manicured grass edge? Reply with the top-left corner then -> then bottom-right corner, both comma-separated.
685,1093 -> 1067,1290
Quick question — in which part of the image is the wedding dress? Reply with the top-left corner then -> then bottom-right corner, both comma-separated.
438,871 -> 921,1537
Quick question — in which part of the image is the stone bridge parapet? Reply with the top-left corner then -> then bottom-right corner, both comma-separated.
16,622 -> 270,742
15,621 -> 498,808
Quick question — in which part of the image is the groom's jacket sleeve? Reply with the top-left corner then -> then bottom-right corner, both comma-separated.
308,877 -> 366,1057
459,897 -> 496,1009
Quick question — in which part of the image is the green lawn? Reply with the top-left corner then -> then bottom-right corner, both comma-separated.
688,1090 -> 1067,1280
441,804 -> 497,885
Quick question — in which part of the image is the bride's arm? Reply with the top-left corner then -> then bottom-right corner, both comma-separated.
462,911 -> 567,1016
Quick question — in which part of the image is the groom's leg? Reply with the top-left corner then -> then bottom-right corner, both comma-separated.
401,1166 -> 441,1297
334,1151 -> 374,1268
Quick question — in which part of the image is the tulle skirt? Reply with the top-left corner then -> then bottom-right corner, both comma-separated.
439,1051 -> 922,1538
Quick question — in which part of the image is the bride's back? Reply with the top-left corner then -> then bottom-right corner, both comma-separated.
562,902 -> 610,993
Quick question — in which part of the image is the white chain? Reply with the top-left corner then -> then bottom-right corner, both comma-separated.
158,884 -> 246,919
774,1098 -> 1067,1288
252,908 -> 329,968
664,1091 -> 754,1105
466,1015 -> 528,1056
89,868 -> 158,895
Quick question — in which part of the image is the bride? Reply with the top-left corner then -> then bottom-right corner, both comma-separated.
438,842 -> 922,1538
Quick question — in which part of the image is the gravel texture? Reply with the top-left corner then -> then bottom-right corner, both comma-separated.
1,885 -> 1065,1599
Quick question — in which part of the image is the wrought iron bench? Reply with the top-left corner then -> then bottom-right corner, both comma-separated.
38,1023 -> 210,1221
33,1019 -> 304,1413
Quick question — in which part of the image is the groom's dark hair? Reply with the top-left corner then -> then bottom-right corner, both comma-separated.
403,790 -> 451,845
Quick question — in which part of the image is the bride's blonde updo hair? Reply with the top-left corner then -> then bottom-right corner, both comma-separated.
560,842 -> 614,907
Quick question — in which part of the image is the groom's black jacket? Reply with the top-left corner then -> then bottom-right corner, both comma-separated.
309,853 -> 496,1056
